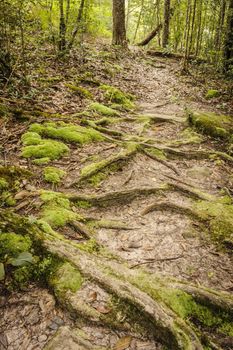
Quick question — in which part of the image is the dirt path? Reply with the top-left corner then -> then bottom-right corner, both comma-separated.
1,56 -> 232,350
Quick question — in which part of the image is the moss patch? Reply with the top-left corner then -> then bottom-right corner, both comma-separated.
40,191 -> 78,228
100,84 -> 135,110
49,262 -> 83,298
205,90 -> 219,99
0,232 -> 32,261
29,122 -> 103,144
88,102 -> 120,116
65,83 -> 93,99
188,111 -> 233,140
193,198 -> 233,244
21,131 -> 69,161
146,147 -> 167,160
44,167 -> 66,184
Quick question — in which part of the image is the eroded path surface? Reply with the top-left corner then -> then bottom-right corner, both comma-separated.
1,55 -> 232,350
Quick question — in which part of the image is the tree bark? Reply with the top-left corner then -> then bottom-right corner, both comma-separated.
67,0 -> 85,50
58,0 -> 66,51
112,0 -> 127,46
137,24 -> 163,46
223,0 -> 233,72
162,0 -> 171,48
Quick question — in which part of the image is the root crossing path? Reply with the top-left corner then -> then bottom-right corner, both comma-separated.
1,56 -> 233,350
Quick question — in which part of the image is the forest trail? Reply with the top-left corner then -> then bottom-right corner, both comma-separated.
1,55 -> 233,350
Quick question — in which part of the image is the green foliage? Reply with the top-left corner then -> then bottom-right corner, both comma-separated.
0,178 -> 9,191
21,132 -> 42,145
100,85 -> 135,110
89,102 -> 120,116
29,122 -> 104,144
44,167 -> 66,184
0,232 -> 32,260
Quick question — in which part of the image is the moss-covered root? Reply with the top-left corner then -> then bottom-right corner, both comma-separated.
45,239 -> 233,350
73,144 -> 138,187
142,197 -> 233,246
1,210 -> 232,349
188,111 -> 233,140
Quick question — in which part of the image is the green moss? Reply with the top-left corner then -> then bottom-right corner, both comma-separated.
125,271 -> 233,337
33,157 -> 50,165
21,132 -> 42,146
205,90 -> 219,99
29,122 -> 103,144
22,137 -> 69,161
75,200 -> 92,209
89,102 -> 120,116
100,84 -> 135,110
65,83 -> 93,99
40,191 -> 78,228
146,147 -> 167,160
44,167 -> 66,184
0,178 -> 9,191
49,262 -> 83,297
188,111 -> 233,140
193,199 -> 233,243
177,128 -> 202,145
0,232 -> 32,260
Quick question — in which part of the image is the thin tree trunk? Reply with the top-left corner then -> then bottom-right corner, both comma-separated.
133,0 -> 144,43
67,0 -> 85,50
195,0 -> 203,57
112,0 -> 127,46
58,0 -> 66,51
162,0 -> 171,47
137,24 -> 163,46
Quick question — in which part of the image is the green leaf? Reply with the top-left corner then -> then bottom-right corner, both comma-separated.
0,263 -> 5,281
11,252 -> 34,266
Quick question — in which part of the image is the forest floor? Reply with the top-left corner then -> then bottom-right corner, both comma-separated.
0,46 -> 233,350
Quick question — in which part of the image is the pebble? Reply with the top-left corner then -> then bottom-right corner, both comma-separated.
38,334 -> 47,342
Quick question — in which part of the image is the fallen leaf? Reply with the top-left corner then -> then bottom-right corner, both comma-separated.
87,290 -> 98,302
114,336 -> 132,350
95,304 -> 111,314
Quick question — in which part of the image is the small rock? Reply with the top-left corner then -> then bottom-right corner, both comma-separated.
38,334 -> 47,342
52,316 -> 64,326
49,322 -> 59,331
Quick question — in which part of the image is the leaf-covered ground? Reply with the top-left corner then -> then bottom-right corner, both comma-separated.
0,47 -> 233,350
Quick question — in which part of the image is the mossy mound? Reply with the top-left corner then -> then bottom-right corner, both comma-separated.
65,83 -> 93,99
205,90 -> 220,99
44,167 -> 66,184
0,232 -> 32,261
89,102 -> 120,116
49,262 -> 83,298
188,111 -> 233,140
29,122 -> 104,144
21,133 -> 69,161
193,197 -> 233,245
40,191 -> 79,228
100,84 -> 135,110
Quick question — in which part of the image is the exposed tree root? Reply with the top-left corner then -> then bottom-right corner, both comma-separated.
72,147 -> 137,187
68,185 -> 169,206
1,210 -> 233,350
141,200 -> 199,217
142,148 -> 180,175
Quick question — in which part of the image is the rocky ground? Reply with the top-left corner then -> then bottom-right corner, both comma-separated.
0,48 -> 232,350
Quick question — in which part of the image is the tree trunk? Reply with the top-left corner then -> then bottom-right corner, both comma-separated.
137,24 -> 163,46
223,0 -> 233,72
162,0 -> 171,48
112,0 -> 127,47
58,0 -> 66,51
67,0 -> 85,50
